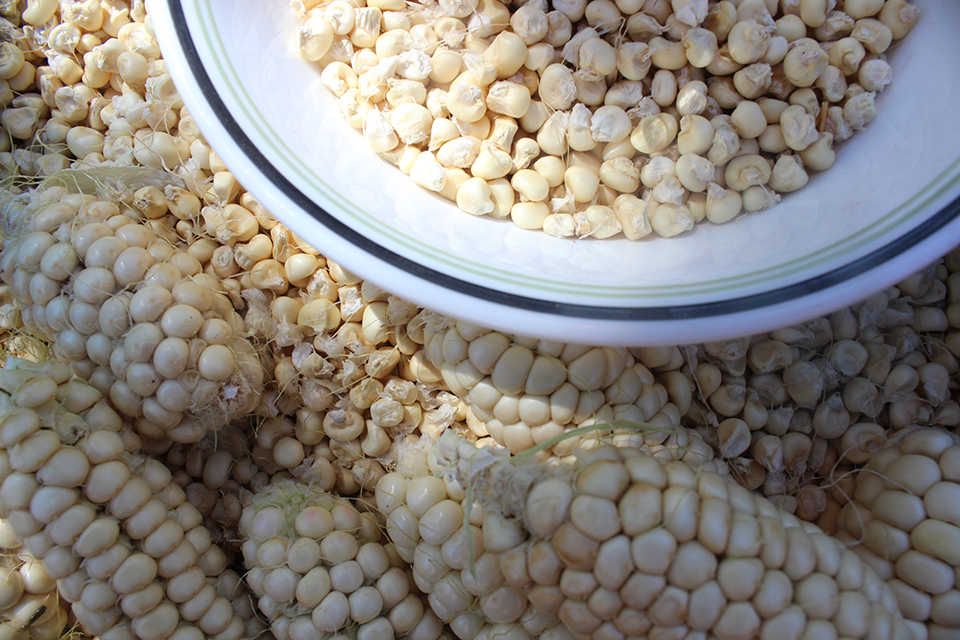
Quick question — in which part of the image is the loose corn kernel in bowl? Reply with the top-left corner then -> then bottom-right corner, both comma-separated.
291,0 -> 917,240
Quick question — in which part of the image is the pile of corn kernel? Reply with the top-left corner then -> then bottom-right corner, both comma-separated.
0,2 -> 956,640
295,0 -> 917,238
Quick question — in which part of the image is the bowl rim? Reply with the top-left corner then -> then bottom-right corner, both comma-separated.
152,0 -> 960,342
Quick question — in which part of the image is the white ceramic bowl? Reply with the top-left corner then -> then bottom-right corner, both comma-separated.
149,0 -> 960,346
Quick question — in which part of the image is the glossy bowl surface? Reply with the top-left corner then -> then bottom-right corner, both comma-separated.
149,0 -> 960,345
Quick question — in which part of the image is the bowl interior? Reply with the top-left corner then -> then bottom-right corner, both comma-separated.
174,0 -> 960,312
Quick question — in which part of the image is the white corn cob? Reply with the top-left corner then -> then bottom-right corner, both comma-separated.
836,426 -> 960,640
376,432 -> 914,640
0,186 -> 263,443
0,358 -> 246,640
238,477 -> 444,640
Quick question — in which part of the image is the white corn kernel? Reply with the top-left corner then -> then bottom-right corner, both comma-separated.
511,202 -> 550,229
485,81 -> 530,118
430,48 -> 462,84
858,58 -> 892,92
579,37 -> 617,79
707,76 -> 743,109
652,175 -> 686,205
683,27 -> 718,67
844,0 -> 884,20
724,154 -> 771,191
727,20 -> 770,64
409,151 -> 447,192
705,183 -> 743,224
466,0 -> 511,39
584,0 -> 622,32
741,185 -> 780,212
843,90 -> 876,129
703,0 -> 737,40
878,0 -> 919,40
396,49 -> 432,81
789,87 -> 820,116
488,113 -> 519,152
852,18 -> 893,54
783,38 -> 829,87
390,103 -> 433,145
456,177 -> 495,215
676,80 -> 709,116
394,145 -> 422,174
511,137 -> 539,171
758,125 -> 788,153
730,100 -> 766,139
776,14 -> 807,41
446,72 -> 487,122
677,115 -> 714,155
511,5 -> 549,44
511,169 -> 549,201
363,108 -> 398,152
630,113 -> 678,154
560,26 -> 598,65
604,80 -> 645,110
576,75 -> 608,106
487,178 -> 515,217
768,154 -> 809,192
429,118 -> 461,151
437,136 -> 481,167
829,37 -> 866,75
483,31 -> 528,78
650,203 -> 694,237
687,191 -> 708,222
534,155 -> 566,187
325,1 -> 357,35
337,89 -> 369,128
616,42 -> 652,81
518,100 -> 548,134
564,165 -> 600,203
524,42 -> 556,75
799,0 -> 830,28
320,61 -> 358,97
733,63 -> 773,99
650,69 -> 678,107
386,79 -> 427,107
589,105 -> 631,143
599,157 -> 640,193
735,0 -> 772,25
798,132 -> 835,171
649,36 -> 687,70
762,35 -> 789,65
544,10 -> 573,47
543,213 -> 576,237
816,65 -> 848,103
537,111 -> 569,156
300,16 -> 335,61
625,10 -> 662,40
640,156 -> 677,190
566,103 -> 596,152
675,153 -> 715,192
813,11 -> 854,42
352,8 -> 383,49
613,194 -> 652,240
758,98 -> 789,123
539,64 -> 577,111
577,205 -> 622,239
471,141 -> 513,179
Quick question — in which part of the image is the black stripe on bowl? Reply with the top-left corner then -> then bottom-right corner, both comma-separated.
169,0 -> 960,322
